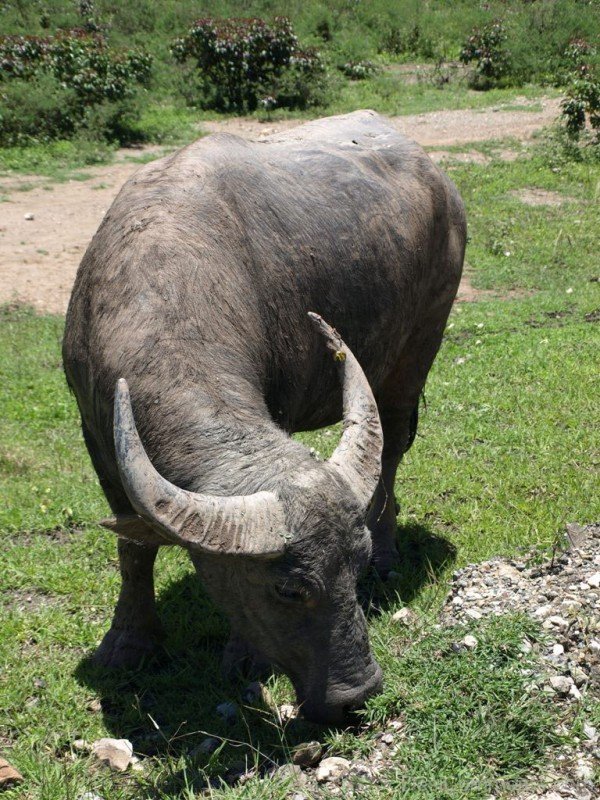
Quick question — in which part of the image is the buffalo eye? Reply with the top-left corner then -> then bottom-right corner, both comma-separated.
274,582 -> 309,604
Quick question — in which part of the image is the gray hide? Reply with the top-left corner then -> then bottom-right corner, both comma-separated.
63,110 -> 466,725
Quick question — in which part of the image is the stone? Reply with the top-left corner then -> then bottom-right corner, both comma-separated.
91,738 -> 133,772
464,608 -> 483,620
542,615 -> 569,630
586,572 -> 600,588
569,665 -> 588,686
191,737 -> 221,758
292,740 -> 323,767
548,676 -> 573,696
24,212 -> 34,221
574,758 -> 594,781
275,764 -> 306,785
315,756 -> 351,783
0,758 -> 23,787
380,733 -> 394,745
279,703 -> 296,723
79,793 -> 105,800
72,739 -> 90,752
391,607 -> 415,625
552,643 -> 565,656
462,634 -> 478,649
216,701 -> 238,724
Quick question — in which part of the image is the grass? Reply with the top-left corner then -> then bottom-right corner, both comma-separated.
1,142 -> 599,798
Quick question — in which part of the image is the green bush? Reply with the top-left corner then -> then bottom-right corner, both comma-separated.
460,20 -> 511,89
171,17 -> 326,112
0,73 -> 79,146
0,30 -> 152,145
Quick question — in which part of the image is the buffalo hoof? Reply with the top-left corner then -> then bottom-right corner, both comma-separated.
222,634 -> 272,681
93,626 -> 164,669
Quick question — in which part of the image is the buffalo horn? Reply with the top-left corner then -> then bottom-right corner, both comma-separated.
308,312 -> 383,510
113,379 -> 287,557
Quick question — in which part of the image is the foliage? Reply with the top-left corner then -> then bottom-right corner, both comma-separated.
460,20 -> 511,89
560,38 -> 600,140
171,17 -> 326,112
339,59 -> 380,80
380,24 -> 438,60
0,30 -> 151,145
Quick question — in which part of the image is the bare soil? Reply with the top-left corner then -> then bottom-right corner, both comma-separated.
0,98 -> 560,314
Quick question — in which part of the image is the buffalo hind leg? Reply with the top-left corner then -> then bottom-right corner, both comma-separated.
368,405 -> 418,577
94,539 -> 165,668
368,291 -> 459,578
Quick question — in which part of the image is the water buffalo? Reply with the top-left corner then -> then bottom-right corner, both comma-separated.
62,110 -> 466,725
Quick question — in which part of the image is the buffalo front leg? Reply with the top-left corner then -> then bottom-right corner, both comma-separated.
94,540 -> 164,668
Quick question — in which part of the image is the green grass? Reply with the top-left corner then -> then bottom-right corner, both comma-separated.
1,146 -> 599,798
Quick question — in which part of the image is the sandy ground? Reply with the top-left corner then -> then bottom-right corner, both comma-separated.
0,97 -> 560,314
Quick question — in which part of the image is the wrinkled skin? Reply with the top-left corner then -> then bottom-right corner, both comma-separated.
62,110 -> 466,725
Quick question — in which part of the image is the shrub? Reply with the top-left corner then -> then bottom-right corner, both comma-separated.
171,17 -> 326,112
0,74 -> 79,145
460,20 -> 511,89
0,30 -> 152,145
339,59 -> 380,81
561,64 -> 600,140
380,24 -> 437,61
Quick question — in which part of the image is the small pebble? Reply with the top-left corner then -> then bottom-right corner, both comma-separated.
24,212 -> 34,221
315,756 -> 351,783
391,607 -> 415,625
91,738 -> 133,772
462,634 -> 478,649
548,675 -> 573,696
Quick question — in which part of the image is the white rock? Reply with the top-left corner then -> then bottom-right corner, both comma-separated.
315,757 -> 351,783
574,758 -> 594,781
569,682 -> 582,700
391,607 -> 415,625
279,703 -> 296,723
24,213 -> 34,221
462,634 -> 478,649
91,738 -> 133,772
542,615 -> 569,630
380,733 -> 394,745
551,643 -> 564,656
586,572 -> 600,588
79,793 -> 104,800
583,722 -> 597,741
464,608 -> 483,620
548,676 -> 573,695
533,604 -> 554,619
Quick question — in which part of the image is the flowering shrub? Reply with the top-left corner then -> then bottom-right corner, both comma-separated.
339,60 -> 379,80
172,17 -> 325,111
0,30 -> 152,145
460,20 -> 511,88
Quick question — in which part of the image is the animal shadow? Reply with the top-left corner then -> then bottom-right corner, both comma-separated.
75,523 -> 455,792
359,522 -> 457,616
75,572 -> 324,794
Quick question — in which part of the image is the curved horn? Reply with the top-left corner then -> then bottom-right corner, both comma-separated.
113,379 -> 287,558
308,313 -> 383,509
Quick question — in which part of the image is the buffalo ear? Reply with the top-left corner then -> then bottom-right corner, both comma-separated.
100,515 -> 172,547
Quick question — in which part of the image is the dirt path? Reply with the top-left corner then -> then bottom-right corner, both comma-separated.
0,97 -> 559,314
